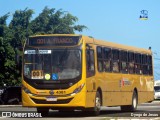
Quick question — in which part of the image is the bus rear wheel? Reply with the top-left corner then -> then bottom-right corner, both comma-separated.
121,91 -> 138,112
37,107 -> 49,117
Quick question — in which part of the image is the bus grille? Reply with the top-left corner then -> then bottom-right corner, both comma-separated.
24,76 -> 81,90
31,98 -> 73,104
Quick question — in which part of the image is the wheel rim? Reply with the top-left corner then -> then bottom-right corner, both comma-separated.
96,96 -> 101,110
133,95 -> 137,108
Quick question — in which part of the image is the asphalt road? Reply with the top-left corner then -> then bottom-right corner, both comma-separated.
0,101 -> 160,120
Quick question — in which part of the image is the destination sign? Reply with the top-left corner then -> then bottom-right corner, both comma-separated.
29,36 -> 81,46
24,50 -> 51,54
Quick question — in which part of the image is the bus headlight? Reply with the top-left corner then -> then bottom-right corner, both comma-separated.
72,84 -> 85,95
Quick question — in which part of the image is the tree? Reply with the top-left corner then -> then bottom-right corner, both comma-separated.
31,7 -> 87,34
0,7 -> 87,86
9,8 -> 34,48
0,13 -> 19,86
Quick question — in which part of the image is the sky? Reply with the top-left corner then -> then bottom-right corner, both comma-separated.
0,0 -> 160,79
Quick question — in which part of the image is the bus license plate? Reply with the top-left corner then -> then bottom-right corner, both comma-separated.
46,97 -> 57,101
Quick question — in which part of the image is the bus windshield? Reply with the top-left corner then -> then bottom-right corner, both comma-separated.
24,48 -> 81,80
154,86 -> 160,92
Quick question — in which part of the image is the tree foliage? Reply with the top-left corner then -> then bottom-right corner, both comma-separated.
0,7 -> 87,86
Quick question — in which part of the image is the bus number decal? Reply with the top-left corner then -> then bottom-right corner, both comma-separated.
31,70 -> 43,79
56,91 -> 66,95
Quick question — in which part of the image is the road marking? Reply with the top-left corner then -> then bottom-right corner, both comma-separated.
151,118 -> 160,120
0,117 -> 7,119
0,105 -> 22,107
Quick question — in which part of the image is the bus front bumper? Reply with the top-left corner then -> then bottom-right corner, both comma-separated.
22,89 -> 86,108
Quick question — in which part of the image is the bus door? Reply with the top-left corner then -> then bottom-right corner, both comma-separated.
85,48 -> 96,107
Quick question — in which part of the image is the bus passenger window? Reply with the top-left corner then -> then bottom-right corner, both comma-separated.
98,61 -> 103,72
128,52 -> 135,74
135,64 -> 142,74
113,61 -> 119,72
142,55 -> 148,75
112,49 -> 120,73
120,51 -> 128,73
135,53 -> 142,74
104,60 -> 111,72
142,65 -> 148,75
121,62 -> 128,73
148,55 -> 153,75
86,50 -> 95,77
128,62 -> 134,74
97,46 -> 103,72
149,66 -> 153,75
103,48 -> 112,72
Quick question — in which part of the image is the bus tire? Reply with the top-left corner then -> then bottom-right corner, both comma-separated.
121,91 -> 138,112
37,107 -> 49,117
130,91 -> 138,111
93,91 -> 101,116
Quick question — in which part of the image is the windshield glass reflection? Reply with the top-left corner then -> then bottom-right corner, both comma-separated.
24,49 -> 81,80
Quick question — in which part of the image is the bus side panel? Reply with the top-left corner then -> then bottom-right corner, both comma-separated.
85,76 -> 96,107
138,92 -> 147,103
120,74 -> 134,105
138,76 -> 154,103
86,91 -> 96,107
121,92 -> 132,105
146,76 -> 154,102
103,73 -> 122,106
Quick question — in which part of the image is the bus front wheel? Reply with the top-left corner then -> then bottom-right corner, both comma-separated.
82,91 -> 101,116
121,91 -> 138,112
93,91 -> 101,116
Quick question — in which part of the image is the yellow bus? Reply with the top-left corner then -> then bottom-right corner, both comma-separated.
22,34 -> 154,116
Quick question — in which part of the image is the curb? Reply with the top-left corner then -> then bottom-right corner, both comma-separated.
152,101 -> 160,103
0,105 -> 22,107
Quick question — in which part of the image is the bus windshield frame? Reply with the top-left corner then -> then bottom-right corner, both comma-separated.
23,46 -> 82,81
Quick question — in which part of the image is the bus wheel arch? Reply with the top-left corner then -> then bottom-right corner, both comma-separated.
97,87 -> 102,106
121,88 -> 138,112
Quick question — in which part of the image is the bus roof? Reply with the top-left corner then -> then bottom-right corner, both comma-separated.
82,35 -> 152,55
29,34 -> 152,55
30,34 -> 80,37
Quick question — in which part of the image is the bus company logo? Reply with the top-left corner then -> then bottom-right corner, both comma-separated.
2,112 -> 11,117
49,90 -> 54,95
2,112 -> 42,118
119,78 -> 131,87
139,10 -> 148,20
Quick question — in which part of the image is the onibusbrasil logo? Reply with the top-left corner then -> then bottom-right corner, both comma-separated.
2,112 -> 42,118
